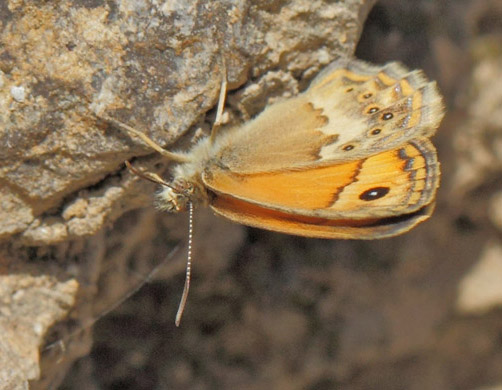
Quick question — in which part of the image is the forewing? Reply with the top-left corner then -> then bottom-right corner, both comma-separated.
204,138 -> 439,220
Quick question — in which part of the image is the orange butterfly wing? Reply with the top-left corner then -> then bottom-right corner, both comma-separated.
203,139 -> 438,239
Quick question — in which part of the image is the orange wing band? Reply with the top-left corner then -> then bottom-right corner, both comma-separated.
204,141 -> 437,219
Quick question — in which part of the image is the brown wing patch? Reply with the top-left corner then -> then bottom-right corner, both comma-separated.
217,97 -> 335,173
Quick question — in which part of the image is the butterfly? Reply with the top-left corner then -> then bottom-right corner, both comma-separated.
105,57 -> 444,324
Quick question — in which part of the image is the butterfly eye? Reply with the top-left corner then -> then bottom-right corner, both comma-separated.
367,106 -> 380,114
382,112 -> 394,120
342,144 -> 355,151
370,128 -> 382,136
359,187 -> 390,201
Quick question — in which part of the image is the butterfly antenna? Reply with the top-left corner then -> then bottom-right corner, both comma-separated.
175,202 -> 194,327
124,160 -> 181,193
99,114 -> 191,163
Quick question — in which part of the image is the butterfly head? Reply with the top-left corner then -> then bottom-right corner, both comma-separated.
154,179 -> 192,212
155,176 -> 208,213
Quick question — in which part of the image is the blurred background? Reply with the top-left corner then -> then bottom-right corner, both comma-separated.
2,0 -> 502,389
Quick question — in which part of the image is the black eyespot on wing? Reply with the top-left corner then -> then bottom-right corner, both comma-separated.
342,144 -> 355,151
363,93 -> 373,99
346,87 -> 354,92
367,106 -> 380,114
359,187 -> 390,201
370,128 -> 382,135
382,112 -> 394,120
